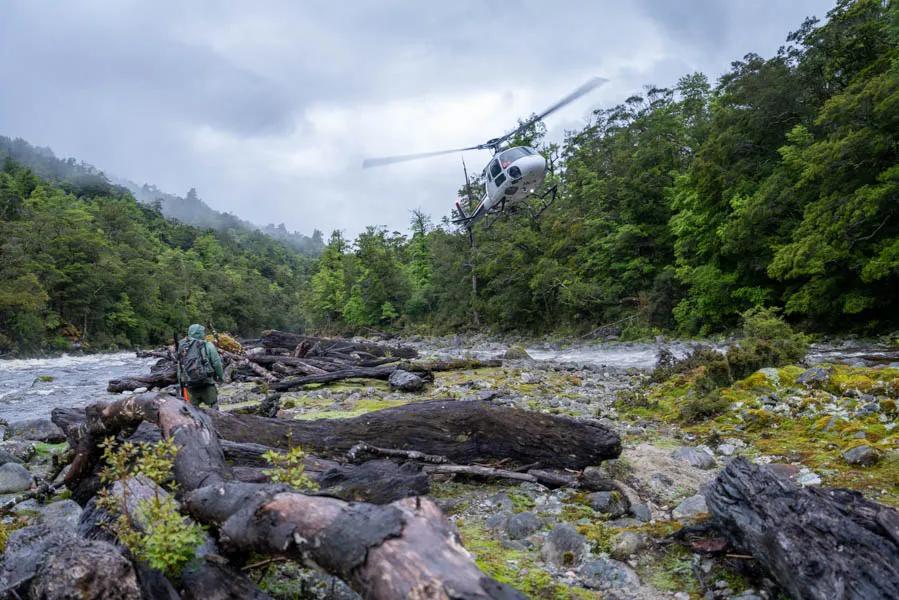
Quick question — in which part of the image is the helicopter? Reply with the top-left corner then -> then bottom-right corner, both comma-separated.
362,77 -> 606,230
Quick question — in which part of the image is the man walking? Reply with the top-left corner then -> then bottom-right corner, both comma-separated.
176,323 -> 224,408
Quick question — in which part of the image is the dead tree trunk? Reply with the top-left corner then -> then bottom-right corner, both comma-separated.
66,393 -> 524,600
209,398 -> 621,469
107,368 -> 177,393
260,330 -> 419,359
706,457 -> 899,600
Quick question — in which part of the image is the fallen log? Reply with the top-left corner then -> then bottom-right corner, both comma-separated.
209,398 -> 621,469
107,368 -> 176,393
261,330 -> 419,359
67,392 -> 524,600
706,457 -> 899,600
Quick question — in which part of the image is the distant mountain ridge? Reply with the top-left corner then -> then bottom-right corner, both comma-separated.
0,135 -> 324,255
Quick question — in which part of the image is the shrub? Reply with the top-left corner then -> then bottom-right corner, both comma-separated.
678,388 -> 730,422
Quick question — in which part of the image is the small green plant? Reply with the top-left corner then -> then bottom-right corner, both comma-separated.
97,437 -> 205,577
262,437 -> 318,490
37,375 -> 55,382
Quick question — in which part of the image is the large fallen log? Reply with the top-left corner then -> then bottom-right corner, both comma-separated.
706,457 -> 899,600
261,330 -> 419,358
209,398 -> 621,469
107,367 -> 177,393
65,393 -> 524,599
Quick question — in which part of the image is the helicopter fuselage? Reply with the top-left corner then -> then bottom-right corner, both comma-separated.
482,146 -> 546,211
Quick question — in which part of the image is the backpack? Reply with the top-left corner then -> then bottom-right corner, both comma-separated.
177,338 -> 215,386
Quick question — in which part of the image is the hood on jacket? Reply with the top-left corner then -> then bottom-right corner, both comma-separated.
187,324 -> 206,340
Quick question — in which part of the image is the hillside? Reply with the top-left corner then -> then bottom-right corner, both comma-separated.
0,158 -> 313,354
0,136 -> 324,256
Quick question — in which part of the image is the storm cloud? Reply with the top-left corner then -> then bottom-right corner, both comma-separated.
0,0 -> 833,237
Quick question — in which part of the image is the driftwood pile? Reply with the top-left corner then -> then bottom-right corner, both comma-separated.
0,392 -> 624,599
111,330 -> 499,393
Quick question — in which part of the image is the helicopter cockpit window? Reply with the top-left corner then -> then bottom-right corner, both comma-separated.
489,160 -> 501,179
498,147 -> 530,168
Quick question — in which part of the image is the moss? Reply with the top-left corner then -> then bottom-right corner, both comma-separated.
641,545 -> 698,594
734,371 -> 775,392
37,375 -> 54,382
560,504 -> 595,523
508,491 -> 536,513
292,398 -> 408,420
33,441 -> 67,456
576,520 -> 614,554
457,520 -> 598,599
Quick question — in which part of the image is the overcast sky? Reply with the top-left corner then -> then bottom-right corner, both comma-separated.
0,0 -> 834,238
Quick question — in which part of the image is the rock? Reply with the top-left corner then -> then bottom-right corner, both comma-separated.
7,418 -> 65,443
842,444 -> 880,466
506,511 -> 542,540
630,502 -> 652,522
717,443 -> 737,457
796,469 -> 822,486
578,557 -> 640,590
519,372 -> 541,384
758,368 -> 780,387
30,538 -> 142,599
133,387 -> 148,394
673,494 -> 708,520
587,491 -> 628,518
0,440 -> 35,463
0,448 -> 23,465
487,492 -> 514,511
0,462 -> 33,493
610,531 -> 647,560
503,345 -> 532,360
387,369 -> 425,392
541,524 -> 586,567
485,511 -> 511,531
37,499 -> 83,531
672,446 -> 717,470
797,367 -> 832,387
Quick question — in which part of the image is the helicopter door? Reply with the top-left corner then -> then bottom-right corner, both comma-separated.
487,159 -> 506,194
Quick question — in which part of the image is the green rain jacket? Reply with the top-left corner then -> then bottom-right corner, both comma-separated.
177,323 -> 224,387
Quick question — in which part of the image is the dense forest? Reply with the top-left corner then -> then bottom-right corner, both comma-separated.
0,160 -> 314,354
1,0 -> 897,354
306,0 -> 899,336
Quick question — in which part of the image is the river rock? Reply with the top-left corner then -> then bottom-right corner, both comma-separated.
578,557 -> 640,590
672,446 -> 716,470
610,531 -> 648,560
0,462 -> 33,493
630,502 -> 652,522
37,499 -> 83,531
387,369 -> 425,392
506,511 -> 542,540
30,537 -> 141,599
8,418 -> 65,443
503,345 -> 532,360
673,494 -> 708,520
0,440 -> 36,463
587,491 -> 628,517
842,444 -> 880,466
541,524 -> 586,567
797,367 -> 832,387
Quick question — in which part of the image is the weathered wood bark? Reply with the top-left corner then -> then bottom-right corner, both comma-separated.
209,399 -> 621,469
67,393 -> 525,599
185,483 -> 521,600
706,457 -> 899,600
261,330 -> 419,358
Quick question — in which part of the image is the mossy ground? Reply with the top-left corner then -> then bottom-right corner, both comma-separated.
617,364 -> 899,506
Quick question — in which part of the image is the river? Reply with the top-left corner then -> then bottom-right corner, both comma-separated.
1,340 -> 895,423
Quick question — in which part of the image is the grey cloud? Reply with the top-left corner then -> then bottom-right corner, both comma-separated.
0,0 -> 834,238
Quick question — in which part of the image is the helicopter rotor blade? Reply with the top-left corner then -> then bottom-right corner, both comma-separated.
362,145 -> 486,168
495,76 -> 607,146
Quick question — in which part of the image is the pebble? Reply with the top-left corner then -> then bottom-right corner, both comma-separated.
587,491 -> 628,518
717,443 -> 737,456
610,531 -> 647,560
578,557 -> 640,590
796,469 -> 822,486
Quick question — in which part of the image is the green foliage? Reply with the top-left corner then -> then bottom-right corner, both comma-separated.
262,443 -> 318,490
0,159 -> 313,355
98,437 -> 205,578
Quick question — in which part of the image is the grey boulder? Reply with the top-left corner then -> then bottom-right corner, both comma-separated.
587,491 -> 628,518
506,511 -> 542,540
387,369 -> 425,392
540,524 -> 586,567
672,446 -> 716,470
842,444 -> 881,466
0,462 -> 33,493
673,494 -> 708,520
8,418 -> 65,443
578,557 -> 640,590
